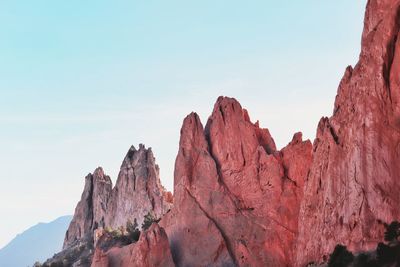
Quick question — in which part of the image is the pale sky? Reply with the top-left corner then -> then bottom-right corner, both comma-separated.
0,1 -> 367,248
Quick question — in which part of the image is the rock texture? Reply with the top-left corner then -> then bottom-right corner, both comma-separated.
53,2 -> 400,266
106,144 -> 172,229
296,0 -> 400,265
161,97 -> 312,266
64,167 -> 112,248
63,145 -> 172,250
91,223 -> 174,267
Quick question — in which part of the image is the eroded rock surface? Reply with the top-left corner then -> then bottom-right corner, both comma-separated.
106,145 -> 172,229
55,145 -> 172,266
296,0 -> 400,265
50,2 -> 400,266
91,223 -> 174,267
64,167 -> 112,249
161,97 -> 312,266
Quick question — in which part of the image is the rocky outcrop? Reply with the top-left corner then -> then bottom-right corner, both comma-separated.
295,0 -> 400,265
62,145 -> 172,262
64,167 -> 112,249
91,223 -> 174,267
161,97 -> 312,266
106,145 -> 172,229
51,2 -> 400,266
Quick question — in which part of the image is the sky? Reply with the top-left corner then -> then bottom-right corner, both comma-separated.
0,1 -> 367,249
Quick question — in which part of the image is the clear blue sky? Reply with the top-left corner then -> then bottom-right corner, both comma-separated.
0,1 -> 367,248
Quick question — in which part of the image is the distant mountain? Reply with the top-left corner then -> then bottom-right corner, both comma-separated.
0,215 -> 72,267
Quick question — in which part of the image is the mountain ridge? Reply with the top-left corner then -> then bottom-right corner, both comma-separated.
0,215 -> 72,267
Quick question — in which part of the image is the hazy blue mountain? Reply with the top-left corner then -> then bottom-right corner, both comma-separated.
0,215 -> 72,267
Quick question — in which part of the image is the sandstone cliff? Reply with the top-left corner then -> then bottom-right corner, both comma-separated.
296,0 -> 400,265
60,144 -> 172,266
160,97 -> 312,266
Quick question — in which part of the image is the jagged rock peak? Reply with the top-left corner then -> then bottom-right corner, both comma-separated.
63,167 -> 113,249
206,96 -> 277,155
161,96 -> 312,266
289,132 -> 303,145
63,143 -> 173,252
105,143 -> 172,229
93,167 -> 112,184
178,112 -> 206,151
122,144 -> 155,168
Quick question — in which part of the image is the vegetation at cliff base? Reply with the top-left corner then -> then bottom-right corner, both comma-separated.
327,220 -> 400,267
328,245 -> 354,267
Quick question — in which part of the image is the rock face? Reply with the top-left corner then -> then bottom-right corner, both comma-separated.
106,144 -> 172,229
56,2 -> 400,266
296,0 -> 400,265
63,145 -> 172,250
91,223 -> 174,267
64,167 -> 112,248
161,97 -> 312,266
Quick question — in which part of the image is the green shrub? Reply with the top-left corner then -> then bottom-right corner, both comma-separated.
142,212 -> 157,231
325,220 -> 400,267
384,221 -> 400,243
110,228 -> 123,238
126,219 -> 140,242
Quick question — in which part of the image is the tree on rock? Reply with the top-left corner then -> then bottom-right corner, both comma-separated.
126,218 -> 140,242
142,212 -> 159,231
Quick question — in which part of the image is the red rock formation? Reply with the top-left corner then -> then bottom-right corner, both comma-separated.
61,2 -> 400,266
64,167 -> 112,248
296,0 -> 400,265
161,97 -> 312,266
91,223 -> 174,267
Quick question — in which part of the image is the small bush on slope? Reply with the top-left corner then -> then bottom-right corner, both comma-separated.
141,212 -> 160,231
326,220 -> 400,267
328,245 -> 354,267
126,218 -> 140,242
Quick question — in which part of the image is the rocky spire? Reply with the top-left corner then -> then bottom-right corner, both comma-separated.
63,167 -> 112,249
105,144 -> 172,228
63,145 -> 172,250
